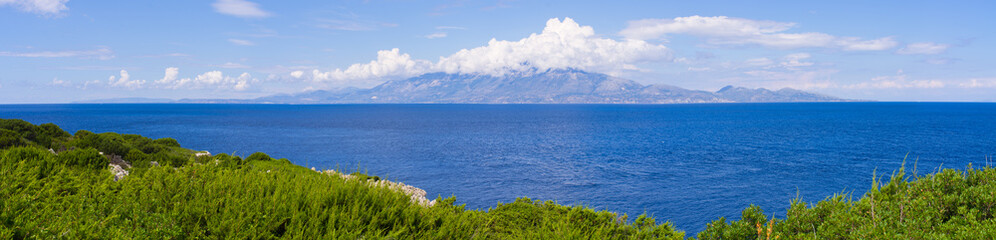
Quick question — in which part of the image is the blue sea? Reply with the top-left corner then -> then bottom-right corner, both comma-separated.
2,103 -> 995,233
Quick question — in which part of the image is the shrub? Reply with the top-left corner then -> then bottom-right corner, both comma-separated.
0,129 -> 26,148
153,138 -> 180,147
213,153 -> 243,168
37,122 -> 70,140
152,152 -> 187,168
56,148 -> 108,170
125,149 -> 151,168
245,152 -> 273,162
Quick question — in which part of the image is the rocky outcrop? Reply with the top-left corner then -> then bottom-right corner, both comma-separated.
320,169 -> 436,207
109,164 -> 129,181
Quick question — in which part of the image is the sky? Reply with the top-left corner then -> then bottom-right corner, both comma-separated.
0,0 -> 994,103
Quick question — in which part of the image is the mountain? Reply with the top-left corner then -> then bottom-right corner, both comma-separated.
249,69 -> 843,104
714,85 -> 840,102
82,69 -> 845,104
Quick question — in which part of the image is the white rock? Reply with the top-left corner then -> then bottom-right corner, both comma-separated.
109,164 -> 129,181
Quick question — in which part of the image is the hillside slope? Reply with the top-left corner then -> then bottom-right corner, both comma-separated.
2,118 -> 994,239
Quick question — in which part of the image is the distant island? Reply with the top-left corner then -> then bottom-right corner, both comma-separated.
78,69 -> 849,104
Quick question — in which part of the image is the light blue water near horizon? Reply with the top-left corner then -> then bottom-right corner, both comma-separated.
1,103 -> 994,233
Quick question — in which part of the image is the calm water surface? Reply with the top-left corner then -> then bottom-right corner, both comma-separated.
2,103 -> 994,233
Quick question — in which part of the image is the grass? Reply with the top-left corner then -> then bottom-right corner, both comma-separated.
1,117 -> 995,239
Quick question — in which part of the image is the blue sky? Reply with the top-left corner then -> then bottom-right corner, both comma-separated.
1,0 -> 994,103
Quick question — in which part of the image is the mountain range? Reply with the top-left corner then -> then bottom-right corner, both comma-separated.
82,69 -> 846,104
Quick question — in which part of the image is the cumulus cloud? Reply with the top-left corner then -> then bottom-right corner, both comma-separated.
0,0 -> 68,16
108,70 -> 146,89
212,0 -> 270,18
155,67 -> 254,91
0,47 -> 113,60
435,18 -> 671,75
844,70 -> 945,89
311,48 -> 432,85
228,39 -> 255,46
289,71 -> 304,79
620,16 -> 897,51
307,18 -> 670,86
896,42 -> 950,55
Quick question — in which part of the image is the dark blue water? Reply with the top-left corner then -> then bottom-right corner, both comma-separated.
2,103 -> 994,233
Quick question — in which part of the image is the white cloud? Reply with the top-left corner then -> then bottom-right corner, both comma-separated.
212,0 -> 270,18
311,48 -> 432,86
844,70 -> 945,89
436,26 -> 466,30
745,57 -> 774,67
435,18 -> 670,75
424,32 -> 447,39
0,0 -> 68,16
897,42 -> 950,55
315,18 -> 397,31
48,77 -> 72,87
289,70 -> 304,78
780,53 -> 813,67
157,67 -> 179,85
108,70 -> 146,89
742,69 -> 839,90
215,62 -> 250,69
154,67 -> 254,91
621,16 -> 897,51
228,39 -> 255,46
308,18 -> 670,86
959,78 -> 996,88
0,47 -> 113,60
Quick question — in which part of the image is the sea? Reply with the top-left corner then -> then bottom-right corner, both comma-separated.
2,102 -> 994,233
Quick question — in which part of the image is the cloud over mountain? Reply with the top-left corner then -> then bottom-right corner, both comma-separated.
308,18 -> 671,86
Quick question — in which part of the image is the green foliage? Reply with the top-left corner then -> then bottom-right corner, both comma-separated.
55,148 -> 108,170
0,129 -> 26,148
152,137 -> 180,147
699,163 -> 996,239
213,153 -> 244,168
350,172 -> 381,181
0,119 -> 69,149
245,152 -> 273,162
2,118 -> 995,239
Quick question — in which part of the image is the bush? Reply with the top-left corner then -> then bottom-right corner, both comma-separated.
213,153 -> 243,168
124,149 -> 151,168
151,152 -> 187,168
0,129 -> 26,148
38,123 -> 69,137
74,129 -> 94,138
153,138 -> 180,147
56,148 -> 108,170
0,119 -> 35,134
245,152 -> 273,162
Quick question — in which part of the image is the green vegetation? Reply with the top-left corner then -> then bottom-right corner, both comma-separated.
1,118 -> 994,239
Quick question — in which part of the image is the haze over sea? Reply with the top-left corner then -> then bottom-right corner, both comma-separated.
2,102 -> 994,232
